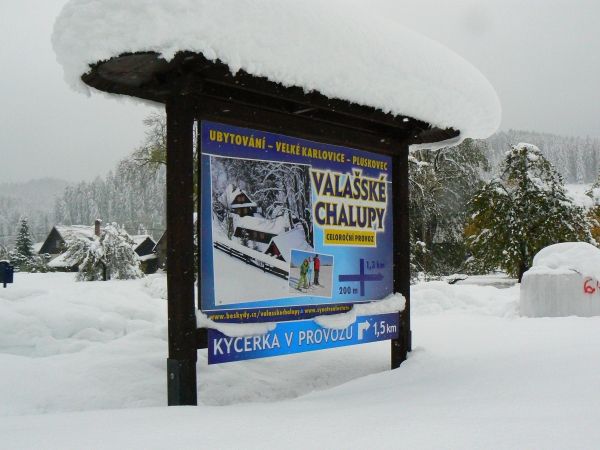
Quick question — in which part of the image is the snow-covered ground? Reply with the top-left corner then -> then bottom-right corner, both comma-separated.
448,273 -> 517,289
2,273 -> 600,449
213,247 -> 289,305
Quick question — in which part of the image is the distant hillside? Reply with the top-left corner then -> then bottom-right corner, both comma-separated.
0,178 -> 69,212
0,178 -> 69,246
2,130 -> 598,248
484,130 -> 600,183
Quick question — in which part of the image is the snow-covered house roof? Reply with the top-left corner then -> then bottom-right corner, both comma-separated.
219,185 -> 257,209
233,215 -> 289,236
39,225 -> 98,255
48,252 -> 76,269
129,234 -> 157,257
55,225 -> 96,243
52,0 -> 501,144
267,228 -> 313,262
130,234 -> 153,247
40,224 -> 145,259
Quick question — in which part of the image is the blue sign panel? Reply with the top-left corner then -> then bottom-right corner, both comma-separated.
208,313 -> 399,364
200,121 -> 393,321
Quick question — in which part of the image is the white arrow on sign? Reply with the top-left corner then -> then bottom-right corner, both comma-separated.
358,321 -> 371,340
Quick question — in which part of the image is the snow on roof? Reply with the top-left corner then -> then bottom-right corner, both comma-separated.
219,185 -> 257,209
52,0 -> 501,141
268,228 -> 313,262
526,242 -> 600,279
233,214 -> 289,236
55,225 -> 96,243
130,235 -> 155,247
48,252 -> 76,269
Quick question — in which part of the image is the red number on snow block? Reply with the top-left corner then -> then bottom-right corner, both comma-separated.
584,278 -> 596,295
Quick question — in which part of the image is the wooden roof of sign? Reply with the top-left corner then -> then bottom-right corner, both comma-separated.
81,52 -> 460,154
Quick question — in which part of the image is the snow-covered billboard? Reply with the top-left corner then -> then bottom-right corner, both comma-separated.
200,121 -> 393,321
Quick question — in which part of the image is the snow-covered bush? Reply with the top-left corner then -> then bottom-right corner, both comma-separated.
65,223 -> 143,281
10,252 -> 53,273
467,143 -> 595,281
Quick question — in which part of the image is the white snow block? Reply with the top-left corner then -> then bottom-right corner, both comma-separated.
520,242 -> 600,317
520,272 -> 600,317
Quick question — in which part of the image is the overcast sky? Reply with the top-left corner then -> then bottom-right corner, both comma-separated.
1,0 -> 599,183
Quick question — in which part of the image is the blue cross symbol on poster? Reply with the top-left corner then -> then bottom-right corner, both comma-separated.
338,258 -> 384,296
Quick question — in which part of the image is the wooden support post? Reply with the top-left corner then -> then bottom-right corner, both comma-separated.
166,94 -> 197,405
391,144 -> 411,369
196,117 -> 207,350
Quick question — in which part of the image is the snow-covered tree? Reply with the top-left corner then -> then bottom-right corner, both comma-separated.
0,244 -> 9,261
131,112 -> 168,168
9,217 -> 34,271
14,217 -> 33,258
7,217 -> 52,273
466,143 -> 595,281
584,176 -> 600,243
211,157 -> 313,245
485,130 -> 600,184
54,154 -> 166,237
409,138 -> 489,277
65,223 -> 143,281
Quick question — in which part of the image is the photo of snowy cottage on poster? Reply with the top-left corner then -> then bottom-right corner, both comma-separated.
218,184 -> 294,255
210,156 -> 314,305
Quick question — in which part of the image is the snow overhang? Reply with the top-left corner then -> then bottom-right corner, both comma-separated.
52,0 -> 501,148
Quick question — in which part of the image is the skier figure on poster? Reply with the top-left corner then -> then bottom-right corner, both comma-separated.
297,258 -> 309,291
307,257 -> 314,287
314,254 -> 320,286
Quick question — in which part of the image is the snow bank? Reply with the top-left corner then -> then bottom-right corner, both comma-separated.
196,310 -> 275,337
5,273 -> 600,449
521,242 -> 600,317
412,280 -> 519,317
0,273 -> 167,415
52,0 -> 501,141
314,295 -> 405,329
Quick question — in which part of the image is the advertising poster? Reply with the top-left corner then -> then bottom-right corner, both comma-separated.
200,121 -> 393,321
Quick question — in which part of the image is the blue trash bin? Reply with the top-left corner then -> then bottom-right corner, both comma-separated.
0,261 -> 14,288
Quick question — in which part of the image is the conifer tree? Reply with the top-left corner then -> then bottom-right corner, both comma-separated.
10,217 -> 35,271
466,143 -> 595,281
584,177 -> 600,243
14,217 -> 33,259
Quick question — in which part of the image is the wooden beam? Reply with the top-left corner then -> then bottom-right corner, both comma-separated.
82,52 -> 460,149
194,95 -> 407,155
166,94 -> 197,406
391,140 -> 411,369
